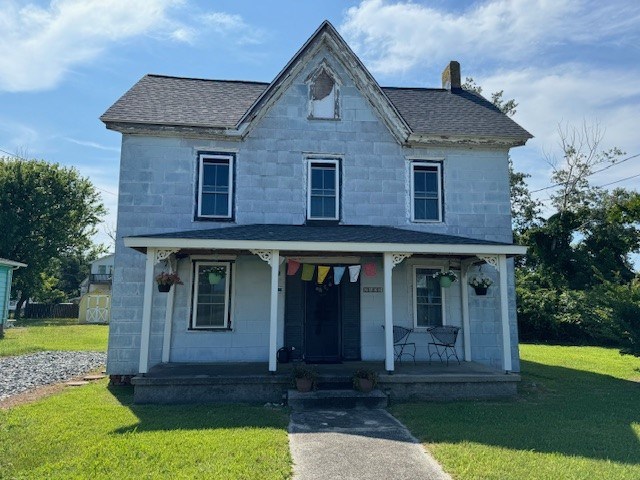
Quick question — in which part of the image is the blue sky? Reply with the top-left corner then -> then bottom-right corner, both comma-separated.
1,0 -> 639,248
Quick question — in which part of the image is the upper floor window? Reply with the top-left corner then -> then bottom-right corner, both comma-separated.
414,267 -> 444,329
197,153 -> 234,220
307,159 -> 340,221
307,64 -> 340,120
411,162 -> 442,222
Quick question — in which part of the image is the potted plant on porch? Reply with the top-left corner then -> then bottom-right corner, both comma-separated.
432,270 -> 457,288
155,272 -> 183,292
352,368 -> 378,393
292,365 -> 317,392
468,274 -> 493,296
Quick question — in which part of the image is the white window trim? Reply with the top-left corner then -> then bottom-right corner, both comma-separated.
412,265 -> 447,330
410,161 -> 443,223
197,153 -> 234,219
306,158 -> 340,221
191,261 -> 231,330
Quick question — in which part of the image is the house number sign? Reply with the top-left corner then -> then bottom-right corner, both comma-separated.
362,287 -> 383,293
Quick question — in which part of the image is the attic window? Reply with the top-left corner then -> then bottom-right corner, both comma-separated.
309,69 -> 339,119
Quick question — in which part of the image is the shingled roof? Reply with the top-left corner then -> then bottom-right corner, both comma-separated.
131,224 -> 511,246
102,20 -> 531,143
102,74 -> 530,140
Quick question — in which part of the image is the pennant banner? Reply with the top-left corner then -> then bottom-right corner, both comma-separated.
333,266 -> 346,285
287,260 -> 300,276
348,265 -> 361,282
301,263 -> 315,282
317,266 -> 330,284
363,262 -> 377,277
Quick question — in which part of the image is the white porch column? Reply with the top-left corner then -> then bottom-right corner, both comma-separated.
161,256 -> 177,363
460,259 -> 473,362
139,248 -> 156,374
383,253 -> 394,373
250,249 -> 281,373
498,254 -> 512,372
268,250 -> 280,372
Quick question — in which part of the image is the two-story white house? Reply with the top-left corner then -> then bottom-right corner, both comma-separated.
101,21 -> 531,403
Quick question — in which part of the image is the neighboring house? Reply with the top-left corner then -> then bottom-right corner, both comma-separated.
80,254 -> 114,296
79,254 -> 114,324
101,21 -> 531,400
0,258 -> 26,331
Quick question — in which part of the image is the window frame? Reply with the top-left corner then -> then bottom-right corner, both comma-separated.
412,265 -> 446,330
306,158 -> 341,221
190,261 -> 232,330
410,161 -> 443,223
307,64 -> 341,120
196,153 -> 235,221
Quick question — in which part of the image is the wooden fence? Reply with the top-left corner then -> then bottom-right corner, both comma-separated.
23,303 -> 79,319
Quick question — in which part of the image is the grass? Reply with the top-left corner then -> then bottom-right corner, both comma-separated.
0,380 -> 292,479
391,344 -> 640,480
0,318 -> 108,356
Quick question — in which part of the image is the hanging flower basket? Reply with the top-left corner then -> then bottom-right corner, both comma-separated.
156,272 -> 183,293
468,274 -> 493,296
433,270 -> 457,288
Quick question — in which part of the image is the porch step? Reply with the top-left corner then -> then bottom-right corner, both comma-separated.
287,389 -> 388,410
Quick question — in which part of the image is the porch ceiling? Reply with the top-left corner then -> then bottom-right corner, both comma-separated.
124,224 -> 528,256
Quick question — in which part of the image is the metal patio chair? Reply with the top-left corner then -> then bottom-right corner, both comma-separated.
427,326 -> 461,366
382,325 -> 414,364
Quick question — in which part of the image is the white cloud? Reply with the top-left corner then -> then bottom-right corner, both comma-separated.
340,0 -> 640,74
480,65 -> 640,194
0,0 -> 189,92
199,11 -> 266,45
63,137 -> 121,152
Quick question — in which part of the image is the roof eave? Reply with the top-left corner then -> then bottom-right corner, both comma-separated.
0,258 -> 27,268
408,133 -> 532,148
102,121 -> 242,140
123,235 -> 528,256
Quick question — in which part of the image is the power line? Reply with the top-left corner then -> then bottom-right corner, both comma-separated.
1,146 -> 118,196
530,152 -> 640,193
597,171 -> 640,188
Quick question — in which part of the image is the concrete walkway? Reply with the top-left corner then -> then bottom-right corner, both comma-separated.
289,409 -> 451,480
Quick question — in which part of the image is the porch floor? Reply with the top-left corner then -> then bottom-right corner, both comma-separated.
132,360 -> 519,404
139,360 -> 510,381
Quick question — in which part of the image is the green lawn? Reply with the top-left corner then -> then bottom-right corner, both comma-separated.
0,318 -> 108,356
0,381 -> 292,479
391,344 -> 640,480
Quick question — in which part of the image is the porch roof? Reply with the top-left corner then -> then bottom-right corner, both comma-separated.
124,224 -> 528,256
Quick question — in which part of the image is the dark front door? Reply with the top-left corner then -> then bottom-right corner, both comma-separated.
304,279 -> 341,362
284,266 -> 361,363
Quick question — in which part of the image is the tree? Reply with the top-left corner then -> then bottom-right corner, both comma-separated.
0,157 -> 106,316
547,121 -> 624,213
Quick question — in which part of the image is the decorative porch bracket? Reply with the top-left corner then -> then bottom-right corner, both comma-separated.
249,249 -> 275,266
155,248 -> 179,264
476,254 -> 499,271
391,252 -> 412,267
250,249 -> 280,373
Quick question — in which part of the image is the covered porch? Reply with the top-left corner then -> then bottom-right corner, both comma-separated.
123,224 -> 527,398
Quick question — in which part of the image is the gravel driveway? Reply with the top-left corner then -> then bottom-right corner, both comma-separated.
0,351 -> 107,401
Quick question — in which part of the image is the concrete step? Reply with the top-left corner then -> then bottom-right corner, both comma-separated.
288,389 -> 388,410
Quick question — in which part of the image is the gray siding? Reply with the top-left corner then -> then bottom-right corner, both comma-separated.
107,46 -> 519,375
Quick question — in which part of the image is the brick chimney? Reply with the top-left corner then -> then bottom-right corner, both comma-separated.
441,61 -> 461,90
